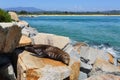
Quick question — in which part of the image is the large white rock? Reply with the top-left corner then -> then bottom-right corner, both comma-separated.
80,61 -> 92,70
21,27 -> 38,37
32,33 -> 70,49
89,58 -> 120,76
17,21 -> 29,28
17,45 -> 80,80
17,51 -> 70,80
73,42 -> 88,54
8,12 -> 19,21
63,43 -> 80,80
79,46 -> 109,65
0,23 -> 21,53
79,72 -> 87,80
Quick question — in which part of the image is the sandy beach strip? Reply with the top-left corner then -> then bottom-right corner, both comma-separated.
18,14 -> 120,17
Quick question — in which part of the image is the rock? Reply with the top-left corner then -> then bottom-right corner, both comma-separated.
73,42 -> 88,54
79,46 -> 109,65
79,72 -> 87,80
0,75 -> 4,80
21,27 -> 38,37
0,63 -> 16,80
80,61 -> 92,74
16,44 -> 80,80
63,43 -> 80,80
0,22 -> 14,27
0,53 -> 17,80
0,54 -> 11,67
32,33 -> 70,49
0,23 -> 21,53
85,74 -> 120,80
64,44 -> 92,75
0,52 -> 17,80
8,12 -> 19,22
63,43 -> 80,59
69,58 -> 80,80
89,58 -> 120,77
17,50 -> 70,80
18,35 -> 32,47
17,21 -> 29,28
108,53 -> 114,64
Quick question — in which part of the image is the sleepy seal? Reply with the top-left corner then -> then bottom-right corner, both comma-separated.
23,44 -> 70,65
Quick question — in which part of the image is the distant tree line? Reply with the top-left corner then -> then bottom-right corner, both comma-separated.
6,10 -> 120,15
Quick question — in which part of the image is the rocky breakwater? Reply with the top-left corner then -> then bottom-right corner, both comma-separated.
28,33 -> 80,80
73,43 -> 120,80
16,32 -> 80,80
5,12 -> 80,80
2,11 -> 119,80
0,23 -> 21,80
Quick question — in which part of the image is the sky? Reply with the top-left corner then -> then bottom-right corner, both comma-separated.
0,0 -> 120,11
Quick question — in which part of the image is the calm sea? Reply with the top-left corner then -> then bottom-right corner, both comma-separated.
20,16 -> 120,54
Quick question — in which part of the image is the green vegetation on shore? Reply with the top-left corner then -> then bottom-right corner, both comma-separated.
0,9 -> 12,22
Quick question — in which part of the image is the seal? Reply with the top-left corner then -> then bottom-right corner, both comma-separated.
23,44 -> 70,65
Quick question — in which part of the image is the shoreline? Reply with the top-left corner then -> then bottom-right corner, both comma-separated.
18,14 -> 120,17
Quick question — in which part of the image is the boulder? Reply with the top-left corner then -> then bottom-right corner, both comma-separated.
73,42 -> 88,54
63,43 -> 80,59
21,27 -> 38,37
0,23 -> 21,53
89,58 -> 120,76
0,22 -> 14,27
69,58 -> 80,80
63,43 -> 80,80
18,35 -> 32,47
0,63 -> 16,80
17,50 -> 80,80
8,12 -> 19,22
79,72 -> 87,80
16,43 -> 80,80
32,33 -> 70,49
0,54 -> 16,80
79,46 -> 109,65
108,53 -> 114,64
85,74 -> 120,80
17,21 -> 29,28
80,61 -> 92,74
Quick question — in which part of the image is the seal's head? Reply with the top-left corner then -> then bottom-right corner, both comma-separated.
62,53 -> 70,65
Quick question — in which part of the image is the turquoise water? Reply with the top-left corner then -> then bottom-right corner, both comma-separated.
20,16 -> 120,53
